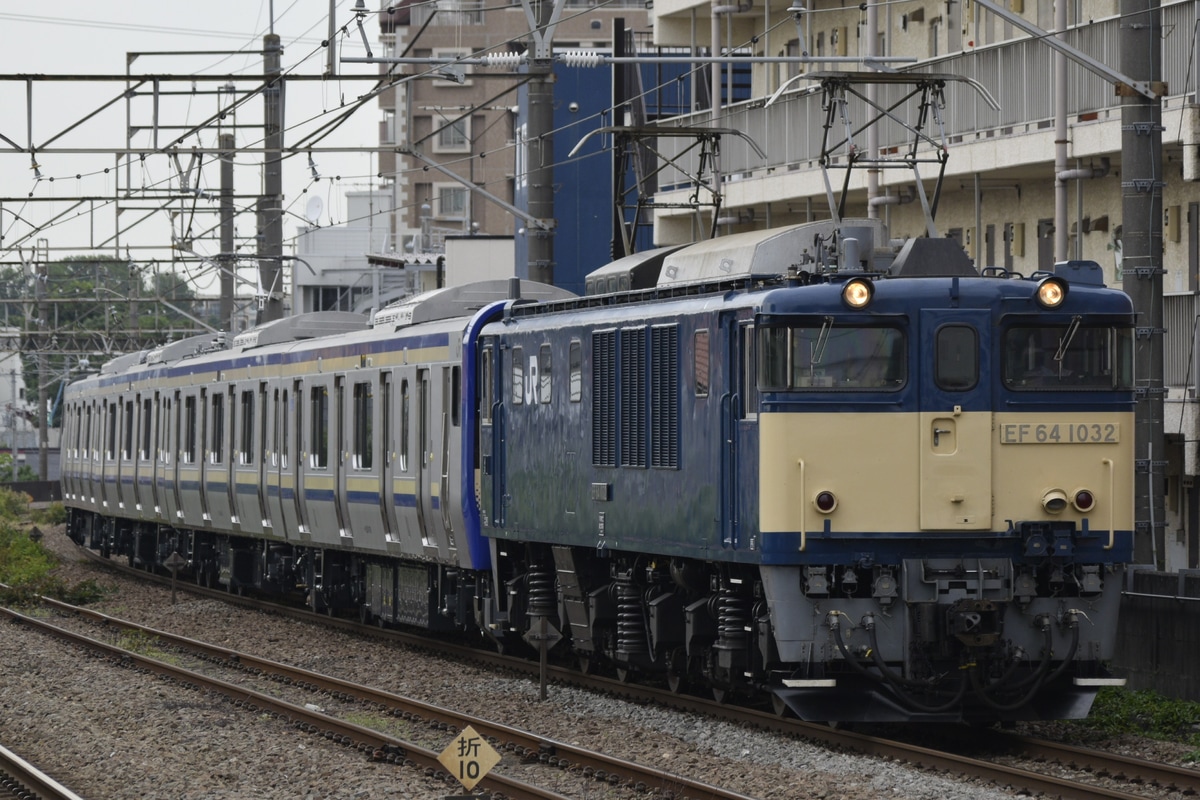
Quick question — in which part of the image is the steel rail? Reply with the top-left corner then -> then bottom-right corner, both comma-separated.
0,606 -> 571,800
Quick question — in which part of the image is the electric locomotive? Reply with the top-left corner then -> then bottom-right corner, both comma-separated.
61,218 -> 1134,724
475,218 -> 1134,722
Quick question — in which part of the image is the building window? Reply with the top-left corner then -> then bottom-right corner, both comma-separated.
382,108 -> 396,144
433,117 -> 470,153
435,184 -> 468,220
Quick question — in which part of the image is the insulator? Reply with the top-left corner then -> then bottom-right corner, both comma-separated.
715,588 -> 750,650
480,53 -> 523,69
560,50 -> 603,68
615,580 -> 647,656
526,564 -> 556,616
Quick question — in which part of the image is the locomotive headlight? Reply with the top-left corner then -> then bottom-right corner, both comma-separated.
1041,488 -> 1069,514
1072,488 -> 1096,512
1035,276 -> 1069,308
813,490 -> 838,514
841,278 -> 874,309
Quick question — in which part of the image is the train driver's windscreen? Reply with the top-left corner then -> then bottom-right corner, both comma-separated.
1002,323 -> 1134,390
758,322 -> 906,391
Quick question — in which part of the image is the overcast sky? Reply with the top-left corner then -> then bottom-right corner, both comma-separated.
0,1 -> 384,289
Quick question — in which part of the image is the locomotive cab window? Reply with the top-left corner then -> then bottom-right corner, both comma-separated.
1002,323 -> 1134,390
935,325 -> 978,390
758,322 -> 906,391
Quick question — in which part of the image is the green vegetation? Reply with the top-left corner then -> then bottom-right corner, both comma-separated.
0,488 -> 108,607
1077,687 -> 1200,761
0,453 -> 37,483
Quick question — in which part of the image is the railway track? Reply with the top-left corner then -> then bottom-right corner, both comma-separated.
0,744 -> 86,800
5,593 -> 757,800
72,547 -> 1200,799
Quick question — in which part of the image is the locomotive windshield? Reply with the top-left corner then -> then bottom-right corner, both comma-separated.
758,323 -> 906,391
1002,323 -> 1134,390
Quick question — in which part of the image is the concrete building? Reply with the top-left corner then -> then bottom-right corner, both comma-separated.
293,189 -> 397,315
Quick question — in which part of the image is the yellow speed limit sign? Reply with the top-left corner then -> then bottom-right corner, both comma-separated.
437,725 -> 501,791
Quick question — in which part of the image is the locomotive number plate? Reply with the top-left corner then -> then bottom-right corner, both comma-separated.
999,422 -> 1120,444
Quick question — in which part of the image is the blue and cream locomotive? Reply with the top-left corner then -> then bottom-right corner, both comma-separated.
62,218 -> 1134,722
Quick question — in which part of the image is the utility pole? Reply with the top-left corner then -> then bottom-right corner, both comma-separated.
34,238 -> 48,480
1120,0 -> 1166,567
525,0 -> 556,285
220,133 -> 235,333
259,34 -> 285,323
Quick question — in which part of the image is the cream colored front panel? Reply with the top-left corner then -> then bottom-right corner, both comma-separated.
760,412 -> 921,535
993,411 -> 1135,534
919,410 -> 993,530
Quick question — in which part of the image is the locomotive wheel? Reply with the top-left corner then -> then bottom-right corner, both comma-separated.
666,673 -> 685,694
712,686 -> 729,704
577,654 -> 595,675
771,694 -> 793,718
616,667 -> 633,684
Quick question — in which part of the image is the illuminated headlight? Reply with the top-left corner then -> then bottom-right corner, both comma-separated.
1072,489 -> 1096,512
841,278 -> 874,309
1042,488 -> 1069,514
814,490 -> 838,513
1035,277 -> 1068,308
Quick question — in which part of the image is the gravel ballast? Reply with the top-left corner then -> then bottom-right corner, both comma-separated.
1,525 -> 1194,799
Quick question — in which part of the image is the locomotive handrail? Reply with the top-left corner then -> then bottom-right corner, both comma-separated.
797,457 -> 807,552
1102,457 -> 1115,550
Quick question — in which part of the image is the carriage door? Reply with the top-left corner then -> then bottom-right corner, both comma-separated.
293,380 -> 310,534
378,372 -> 398,539
478,342 -> 502,527
720,317 -> 757,550
334,376 -> 349,537
416,368 -> 444,554
918,310 -> 993,530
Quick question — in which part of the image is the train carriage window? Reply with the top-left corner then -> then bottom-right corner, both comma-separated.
183,396 -> 197,464
210,393 -> 224,464
757,323 -> 906,391
122,400 -> 134,460
511,346 -> 524,405
400,379 -> 410,472
353,381 -> 373,470
569,340 -> 582,402
451,366 -> 461,426
1002,324 -> 1134,390
140,398 -> 152,461
280,388 -> 290,470
106,402 -> 118,460
310,385 -> 329,469
694,330 -> 710,397
935,325 -> 978,390
239,391 -> 255,465
538,344 -> 552,404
